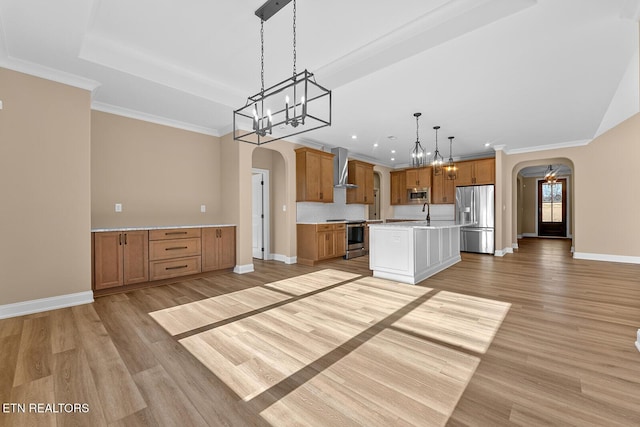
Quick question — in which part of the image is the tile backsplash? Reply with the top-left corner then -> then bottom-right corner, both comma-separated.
393,204 -> 455,220
296,188 -> 367,222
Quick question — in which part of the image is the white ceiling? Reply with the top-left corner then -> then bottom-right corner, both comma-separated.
1,0 -> 639,167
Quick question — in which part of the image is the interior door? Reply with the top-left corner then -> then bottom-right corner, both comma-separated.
252,173 -> 263,259
538,178 -> 567,237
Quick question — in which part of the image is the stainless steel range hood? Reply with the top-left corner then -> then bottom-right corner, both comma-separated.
331,147 -> 358,188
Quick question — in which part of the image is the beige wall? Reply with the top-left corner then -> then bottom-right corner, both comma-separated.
520,176 -> 538,235
252,147 -> 289,256
91,111 -> 222,228
499,113 -> 639,257
0,68 -> 92,305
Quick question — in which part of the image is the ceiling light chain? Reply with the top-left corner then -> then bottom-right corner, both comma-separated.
292,0 -> 296,78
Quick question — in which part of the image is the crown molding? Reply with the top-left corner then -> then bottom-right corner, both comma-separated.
0,56 -> 101,92
503,139 -> 591,155
91,101 -> 220,137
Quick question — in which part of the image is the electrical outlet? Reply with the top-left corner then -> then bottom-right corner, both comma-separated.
282,205 -> 287,212
115,203 -> 122,212
200,205 -> 206,213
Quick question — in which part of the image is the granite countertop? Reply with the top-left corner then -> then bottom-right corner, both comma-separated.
91,224 -> 236,232
370,220 -> 475,229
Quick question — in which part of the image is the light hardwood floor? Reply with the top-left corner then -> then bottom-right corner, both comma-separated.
1,238 -> 640,426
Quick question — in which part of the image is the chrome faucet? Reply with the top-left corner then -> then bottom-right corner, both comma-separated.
422,202 -> 431,224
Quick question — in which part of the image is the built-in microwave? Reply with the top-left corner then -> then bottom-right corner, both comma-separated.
407,188 -> 430,203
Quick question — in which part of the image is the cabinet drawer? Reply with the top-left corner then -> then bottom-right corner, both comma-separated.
317,224 -> 334,232
149,256 -> 201,280
149,238 -> 201,261
149,228 -> 201,240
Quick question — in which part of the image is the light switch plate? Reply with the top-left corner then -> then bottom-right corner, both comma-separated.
115,203 -> 122,212
200,205 -> 206,213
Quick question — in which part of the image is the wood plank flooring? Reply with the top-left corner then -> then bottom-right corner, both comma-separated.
1,238 -> 640,426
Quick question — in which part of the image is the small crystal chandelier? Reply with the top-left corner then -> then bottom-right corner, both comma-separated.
432,126 -> 444,175
233,0 -> 331,145
446,136 -> 457,180
410,113 -> 427,168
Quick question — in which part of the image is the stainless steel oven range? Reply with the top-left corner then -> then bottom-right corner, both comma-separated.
327,219 -> 367,259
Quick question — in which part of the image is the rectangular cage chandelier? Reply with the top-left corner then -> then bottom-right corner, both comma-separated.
233,0 -> 332,145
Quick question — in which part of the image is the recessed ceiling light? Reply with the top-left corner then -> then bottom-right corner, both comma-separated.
391,150 -> 396,154
484,143 -> 491,147
352,135 -> 357,139
391,157 -> 395,161
426,151 -> 432,156
387,136 -> 397,140
373,143 -> 379,148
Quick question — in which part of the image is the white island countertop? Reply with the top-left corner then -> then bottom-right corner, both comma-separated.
370,220 -> 473,229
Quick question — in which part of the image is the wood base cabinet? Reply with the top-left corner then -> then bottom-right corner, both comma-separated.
202,226 -> 236,271
93,226 -> 236,295
93,231 -> 149,290
297,223 -> 346,266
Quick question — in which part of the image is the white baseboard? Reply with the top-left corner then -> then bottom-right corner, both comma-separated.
573,252 -> 640,264
0,291 -> 94,320
512,243 -> 519,249
636,340 -> 640,353
494,247 -> 514,257
522,233 -> 538,238
272,254 -> 297,264
233,264 -> 255,274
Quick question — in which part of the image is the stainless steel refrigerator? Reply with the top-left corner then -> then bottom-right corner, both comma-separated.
456,185 -> 495,254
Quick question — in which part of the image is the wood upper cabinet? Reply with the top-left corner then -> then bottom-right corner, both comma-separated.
93,231 -> 149,290
295,147 -> 334,203
346,160 -> 375,204
390,170 -> 407,205
431,170 -> 456,204
405,167 -> 432,189
455,158 -> 495,186
202,226 -> 236,272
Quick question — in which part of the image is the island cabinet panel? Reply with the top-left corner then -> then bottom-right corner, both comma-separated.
346,160 -> 375,204
202,226 -> 236,272
295,147 -> 334,203
390,170 -> 407,205
94,231 -> 149,290
297,223 -> 346,266
405,167 -> 432,189
431,170 -> 455,204
455,158 -> 495,186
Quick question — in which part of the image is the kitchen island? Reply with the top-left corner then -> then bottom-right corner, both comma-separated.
368,220 -> 467,285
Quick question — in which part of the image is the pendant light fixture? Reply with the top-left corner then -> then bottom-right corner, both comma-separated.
446,136 -> 457,180
233,0 -> 332,145
545,165 -> 557,183
410,113 -> 427,168
432,126 -> 444,175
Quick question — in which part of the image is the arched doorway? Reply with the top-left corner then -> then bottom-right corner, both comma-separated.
515,161 -> 573,241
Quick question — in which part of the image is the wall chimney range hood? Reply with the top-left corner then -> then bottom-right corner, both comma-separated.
331,147 -> 358,188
